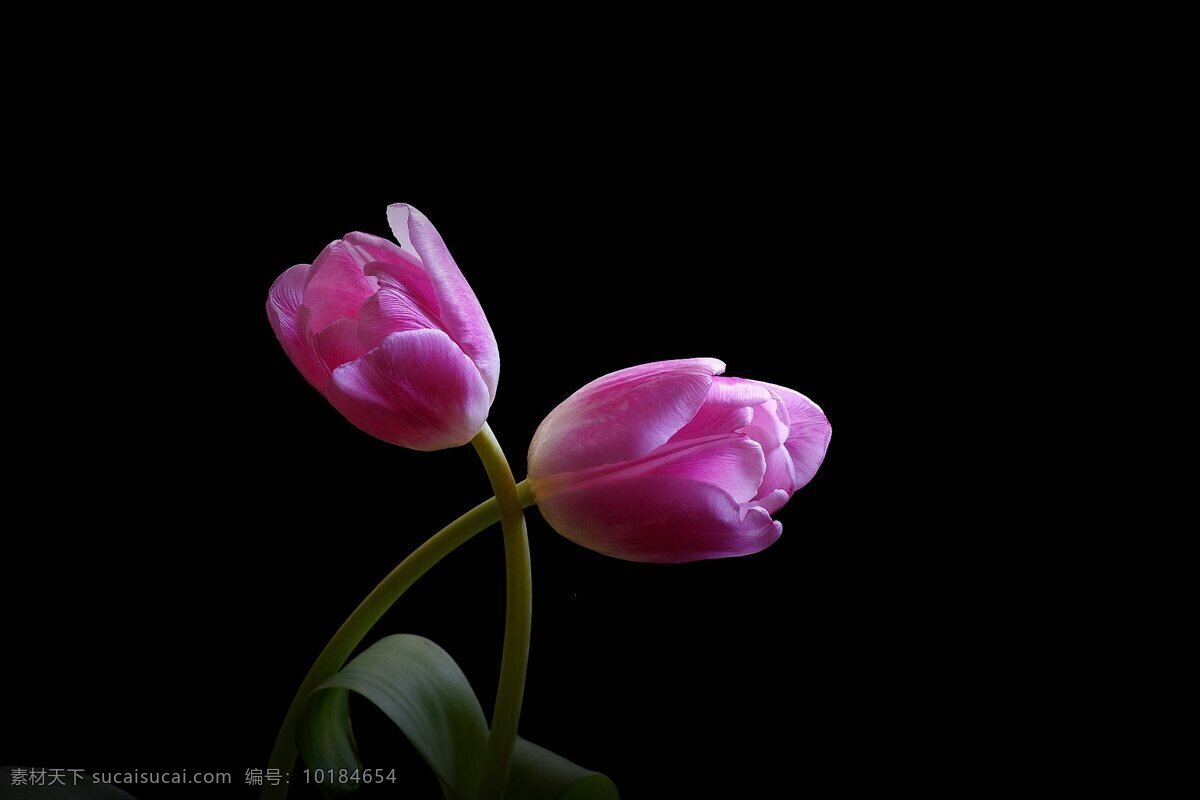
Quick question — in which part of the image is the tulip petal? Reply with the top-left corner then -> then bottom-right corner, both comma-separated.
668,376 -> 775,442
706,376 -> 776,407
357,285 -> 440,350
755,488 -> 791,515
528,358 -> 726,478
670,403 -> 754,441
345,231 -> 441,316
740,397 -> 790,450
741,397 -> 797,503
304,240 -> 378,331
387,204 -> 499,399
343,230 -> 424,274
638,435 -> 767,504
536,474 -> 782,563
755,441 -> 797,505
758,382 -> 832,490
536,434 -> 766,505
327,329 -> 491,451
268,263 -> 308,322
266,264 -> 325,390
313,318 -> 368,372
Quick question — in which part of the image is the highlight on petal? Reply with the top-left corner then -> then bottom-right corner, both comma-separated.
758,381 -> 831,490
534,433 -> 766,506
387,204 -> 499,399
266,264 -> 325,389
536,474 -> 782,563
704,376 -> 775,408
528,358 -> 726,479
327,329 -> 491,451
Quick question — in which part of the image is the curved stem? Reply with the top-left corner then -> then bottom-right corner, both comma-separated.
263,486 -> 530,800
472,423 -> 532,800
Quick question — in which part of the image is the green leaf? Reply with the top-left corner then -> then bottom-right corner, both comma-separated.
297,687 -> 361,795
508,739 -> 619,800
297,634 -> 619,799
1,769 -> 137,799
298,634 -> 489,798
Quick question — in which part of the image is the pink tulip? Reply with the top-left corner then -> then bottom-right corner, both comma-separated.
266,204 -> 499,450
527,359 -> 831,563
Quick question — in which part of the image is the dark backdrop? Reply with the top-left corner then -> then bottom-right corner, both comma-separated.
2,155 -> 908,797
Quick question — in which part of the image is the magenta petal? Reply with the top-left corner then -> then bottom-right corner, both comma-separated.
528,358 -> 726,479
641,435 -> 766,504
668,377 -> 773,442
755,489 -> 791,515
759,382 -> 832,490
343,231 -> 423,274
266,264 -> 324,390
345,231 -> 442,318
327,329 -> 491,451
537,434 -> 766,505
357,285 -> 439,350
536,474 -> 782,563
705,376 -> 775,407
670,403 -> 754,442
303,241 -> 378,331
387,204 -> 499,399
741,398 -> 796,501
313,318 -> 367,372
268,263 -> 308,322
740,397 -> 791,450
755,441 -> 797,504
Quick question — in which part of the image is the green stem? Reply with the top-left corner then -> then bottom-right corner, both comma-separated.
262,478 -> 535,800
472,423 -> 533,800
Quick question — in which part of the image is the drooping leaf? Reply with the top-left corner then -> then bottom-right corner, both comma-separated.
508,739 -> 619,799
297,686 -> 361,795
298,634 -> 489,798
297,634 -> 619,799
0,769 -> 137,799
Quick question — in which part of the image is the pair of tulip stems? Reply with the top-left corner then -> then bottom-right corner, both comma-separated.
263,424 -> 532,800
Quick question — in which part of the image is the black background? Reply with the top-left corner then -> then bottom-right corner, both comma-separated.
2,150 -> 914,797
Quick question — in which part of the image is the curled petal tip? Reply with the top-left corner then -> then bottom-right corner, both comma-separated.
695,357 -> 726,375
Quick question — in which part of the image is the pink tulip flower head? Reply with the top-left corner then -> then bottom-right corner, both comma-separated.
266,204 -> 498,450
528,359 -> 831,563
